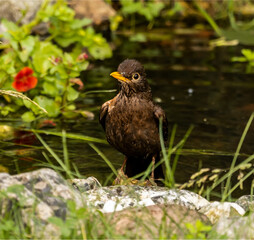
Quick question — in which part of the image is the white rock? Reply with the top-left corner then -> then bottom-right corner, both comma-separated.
103,200 -> 123,213
214,213 -> 254,238
200,201 -> 246,224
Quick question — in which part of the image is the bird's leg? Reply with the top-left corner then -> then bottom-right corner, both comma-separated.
113,157 -> 128,185
120,156 -> 127,173
151,155 -> 156,180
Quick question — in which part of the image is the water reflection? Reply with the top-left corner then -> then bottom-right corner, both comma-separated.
0,30 -> 254,197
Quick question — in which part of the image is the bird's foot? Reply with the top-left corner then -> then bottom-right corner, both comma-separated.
113,169 -> 158,186
113,169 -> 129,185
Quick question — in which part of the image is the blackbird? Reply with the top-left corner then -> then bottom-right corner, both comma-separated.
99,59 -> 168,180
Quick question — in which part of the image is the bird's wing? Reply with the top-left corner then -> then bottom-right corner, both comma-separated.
154,105 -> 168,142
99,100 -> 110,131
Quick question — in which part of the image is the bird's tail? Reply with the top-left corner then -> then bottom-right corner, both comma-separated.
125,154 -> 164,180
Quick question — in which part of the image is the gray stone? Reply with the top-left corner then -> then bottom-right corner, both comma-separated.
0,168 -> 86,238
106,204 -> 210,239
213,213 -> 254,238
68,176 -> 101,192
199,201 -> 245,224
0,171 -> 58,239
86,185 -> 210,213
13,168 -> 84,212
236,195 -> 254,212
1,168 -> 252,238
0,0 -> 43,24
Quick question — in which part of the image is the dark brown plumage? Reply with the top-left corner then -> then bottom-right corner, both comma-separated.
99,59 -> 168,180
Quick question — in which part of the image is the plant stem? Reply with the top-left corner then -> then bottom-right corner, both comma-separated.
89,143 -> 118,177
195,1 -> 222,36
223,112 -> 254,201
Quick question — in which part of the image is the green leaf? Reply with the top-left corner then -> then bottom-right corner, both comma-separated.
7,184 -> 25,194
54,34 -> 80,48
139,8 -> 153,21
33,42 -> 63,73
70,18 -> 92,29
21,111 -> 35,122
147,2 -> 165,17
63,52 -> 74,63
242,49 -> 254,61
1,19 -> 19,31
222,29 -> 254,45
18,36 -> 36,62
89,43 -> 112,60
43,82 -> 59,96
77,61 -> 89,71
48,217 -> 64,227
67,87 -> 79,101
231,56 -> 248,62
130,33 -> 147,42
34,96 -> 60,117
55,5 -> 75,22
121,1 -> 142,15
62,110 -> 79,119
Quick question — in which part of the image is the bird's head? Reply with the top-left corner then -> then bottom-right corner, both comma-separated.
110,59 -> 151,96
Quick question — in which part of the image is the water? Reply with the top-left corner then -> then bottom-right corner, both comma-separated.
1,28 -> 254,197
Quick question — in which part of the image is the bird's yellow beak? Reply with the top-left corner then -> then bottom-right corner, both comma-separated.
110,72 -> 130,82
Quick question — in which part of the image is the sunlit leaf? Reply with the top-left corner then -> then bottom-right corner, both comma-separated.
21,111 -> 35,122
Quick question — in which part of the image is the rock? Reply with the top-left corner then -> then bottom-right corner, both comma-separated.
0,168 -> 88,238
13,168 -> 84,217
199,201 -> 245,224
68,176 -> 101,192
0,0 -> 43,24
236,195 -> 254,212
1,168 -> 252,238
86,185 -> 210,213
0,172 -> 59,239
106,204 -> 210,239
69,0 -> 116,25
213,213 -> 254,238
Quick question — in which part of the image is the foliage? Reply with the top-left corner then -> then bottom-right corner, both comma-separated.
180,113 -> 254,201
195,0 -> 254,46
109,0 -> 166,31
231,49 -> 254,73
185,220 -> 212,239
0,0 -> 112,121
120,0 -> 165,22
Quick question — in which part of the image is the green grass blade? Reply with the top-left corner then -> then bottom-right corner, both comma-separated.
89,143 -> 118,177
223,112 -> 254,201
172,125 -> 194,176
34,132 -> 73,178
159,118 -> 174,187
195,1 -> 222,36
62,129 -> 70,171
0,90 -> 47,114
223,168 -> 254,201
30,129 -> 107,144
205,153 -> 254,199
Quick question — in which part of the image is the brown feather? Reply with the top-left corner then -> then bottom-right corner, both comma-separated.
99,59 -> 168,179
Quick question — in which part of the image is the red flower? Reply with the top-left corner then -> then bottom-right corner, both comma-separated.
12,67 -> 38,92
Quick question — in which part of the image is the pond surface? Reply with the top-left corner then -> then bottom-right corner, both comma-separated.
1,28 -> 254,198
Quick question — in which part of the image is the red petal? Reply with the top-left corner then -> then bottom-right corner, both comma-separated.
27,76 -> 38,89
12,80 -> 26,92
12,76 -> 38,92
15,67 -> 33,81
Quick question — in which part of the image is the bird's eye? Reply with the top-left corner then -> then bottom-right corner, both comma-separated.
132,73 -> 140,80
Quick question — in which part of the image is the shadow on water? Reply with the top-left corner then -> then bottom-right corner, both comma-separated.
1,28 -> 254,198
